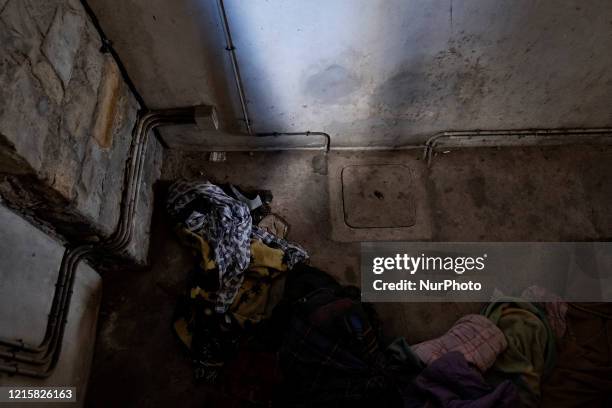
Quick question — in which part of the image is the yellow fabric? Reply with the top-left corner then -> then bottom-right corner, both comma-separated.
230,278 -> 270,326
174,318 -> 193,349
250,239 -> 286,271
191,286 -> 208,299
176,227 -> 216,271
183,231 -> 289,327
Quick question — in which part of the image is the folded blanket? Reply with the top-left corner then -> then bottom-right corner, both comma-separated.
411,314 -> 507,372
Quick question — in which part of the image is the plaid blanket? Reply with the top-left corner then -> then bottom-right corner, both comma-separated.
411,314 -> 507,372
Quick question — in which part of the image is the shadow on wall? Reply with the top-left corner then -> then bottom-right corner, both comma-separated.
219,0 -> 495,143
188,0 -> 245,133
87,0 -> 245,133
213,0 -> 612,146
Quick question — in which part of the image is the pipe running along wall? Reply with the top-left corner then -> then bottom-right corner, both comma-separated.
215,0 -> 612,156
0,108 -> 197,378
217,0 -> 252,135
423,128 -> 612,166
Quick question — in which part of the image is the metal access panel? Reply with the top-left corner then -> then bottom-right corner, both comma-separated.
328,152 -> 432,242
342,164 -> 416,228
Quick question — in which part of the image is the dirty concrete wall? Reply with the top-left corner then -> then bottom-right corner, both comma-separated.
87,0 -> 241,133
88,0 -> 612,149
0,0 -> 161,263
0,204 -> 101,406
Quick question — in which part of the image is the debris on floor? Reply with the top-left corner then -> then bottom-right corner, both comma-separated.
257,214 -> 290,238
133,177 -> 612,407
167,179 -> 307,383
271,263 -> 521,408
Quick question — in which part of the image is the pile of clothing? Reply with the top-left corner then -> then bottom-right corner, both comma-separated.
271,263 -> 520,408
167,179 -> 605,407
271,281 -> 575,407
167,180 -> 308,382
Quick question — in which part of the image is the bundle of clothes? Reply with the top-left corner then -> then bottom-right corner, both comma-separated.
166,179 -> 609,407
167,180 -> 308,383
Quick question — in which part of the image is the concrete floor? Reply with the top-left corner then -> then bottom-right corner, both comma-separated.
87,145 -> 612,407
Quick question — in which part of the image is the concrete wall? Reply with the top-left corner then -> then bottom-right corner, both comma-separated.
87,0 -> 242,133
0,204 -> 101,407
88,0 -> 612,149
0,0 -> 161,264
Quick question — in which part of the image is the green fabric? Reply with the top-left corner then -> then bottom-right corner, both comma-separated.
483,298 -> 556,408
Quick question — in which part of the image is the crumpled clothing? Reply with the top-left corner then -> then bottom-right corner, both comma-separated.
169,180 -> 308,382
274,265 -> 518,408
257,213 -> 289,238
521,285 -> 568,339
483,298 -> 556,408
173,301 -> 241,383
411,314 -> 507,372
174,233 -> 306,382
176,227 -> 307,324
413,351 -> 519,408
167,180 -> 308,312
274,264 -> 421,408
168,180 -> 253,312
230,239 -> 287,326
251,225 -> 308,271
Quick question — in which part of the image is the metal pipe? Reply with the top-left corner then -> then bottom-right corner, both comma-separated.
255,131 -> 331,153
0,116 -> 171,354
0,246 -> 91,374
217,0 -> 253,135
423,127 -> 612,166
0,245 -> 90,354
0,108 -> 197,377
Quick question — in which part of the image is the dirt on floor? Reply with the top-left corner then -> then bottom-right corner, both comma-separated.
86,145 -> 612,407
